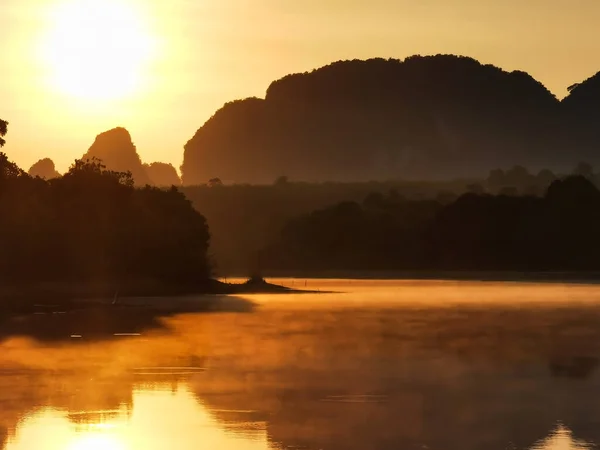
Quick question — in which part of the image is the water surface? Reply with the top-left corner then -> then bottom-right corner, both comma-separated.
2,280 -> 600,450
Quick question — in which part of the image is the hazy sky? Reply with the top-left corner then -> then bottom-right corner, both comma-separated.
2,0 -> 600,173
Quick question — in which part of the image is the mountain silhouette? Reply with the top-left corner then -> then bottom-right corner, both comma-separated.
182,55 -> 574,185
144,162 -> 181,187
562,70 -> 600,159
28,158 -> 61,179
82,127 -> 152,186
563,71 -> 600,113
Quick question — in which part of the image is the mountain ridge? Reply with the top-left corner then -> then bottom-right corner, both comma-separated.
181,54 -> 598,185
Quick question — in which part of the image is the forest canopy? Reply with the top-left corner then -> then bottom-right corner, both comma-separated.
260,175 -> 600,273
0,119 -> 7,148
0,153 -> 211,296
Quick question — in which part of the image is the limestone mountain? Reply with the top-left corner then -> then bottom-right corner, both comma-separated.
562,70 -> 600,160
144,162 -> 181,187
82,127 -> 151,186
182,55 -> 569,185
28,158 -> 61,179
563,70 -> 600,114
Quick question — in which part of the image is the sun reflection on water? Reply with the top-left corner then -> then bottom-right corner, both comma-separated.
67,433 -> 127,450
531,425 -> 593,450
5,281 -> 600,449
4,388 -> 593,450
4,384 -> 269,450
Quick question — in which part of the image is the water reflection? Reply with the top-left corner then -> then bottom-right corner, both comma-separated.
532,426 -> 594,450
3,281 -> 600,449
2,381 -> 594,450
5,384 -> 269,450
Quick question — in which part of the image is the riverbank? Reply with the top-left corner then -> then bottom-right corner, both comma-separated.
0,277 -> 310,318
0,278 -> 305,341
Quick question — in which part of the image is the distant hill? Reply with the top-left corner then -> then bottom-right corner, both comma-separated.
28,158 -> 61,179
562,70 -> 600,158
82,127 -> 152,186
182,55 -> 579,185
144,162 -> 181,187
563,71 -> 600,113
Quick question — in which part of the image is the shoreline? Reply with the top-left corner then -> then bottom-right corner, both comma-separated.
239,271 -> 600,285
4,272 -> 600,316
0,278 -> 317,318
3,274 -> 600,341
4,272 -> 600,303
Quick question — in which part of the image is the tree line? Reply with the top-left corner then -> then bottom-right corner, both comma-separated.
260,175 -> 600,273
182,178 -> 472,273
182,162 -> 597,274
0,150 -> 210,297
6,113 -> 600,278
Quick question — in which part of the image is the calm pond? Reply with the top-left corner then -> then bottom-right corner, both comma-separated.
2,279 -> 600,450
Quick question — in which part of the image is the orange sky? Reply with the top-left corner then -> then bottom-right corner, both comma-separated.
1,0 -> 600,174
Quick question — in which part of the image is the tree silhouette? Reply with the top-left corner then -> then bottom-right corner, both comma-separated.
545,175 -> 600,205
0,155 -> 211,295
260,174 -> 600,272
487,169 -> 506,191
573,161 -> 594,178
0,152 -> 25,182
537,169 -> 557,187
274,175 -> 289,186
0,119 -> 7,147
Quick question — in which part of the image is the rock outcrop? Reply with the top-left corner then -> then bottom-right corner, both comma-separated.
82,127 -> 151,186
28,158 -> 61,179
144,162 -> 181,187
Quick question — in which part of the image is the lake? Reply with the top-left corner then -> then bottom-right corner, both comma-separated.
2,279 -> 600,450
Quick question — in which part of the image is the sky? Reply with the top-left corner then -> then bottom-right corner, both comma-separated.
1,0 -> 600,174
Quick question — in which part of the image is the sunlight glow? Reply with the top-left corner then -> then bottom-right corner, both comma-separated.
39,0 -> 157,102
532,425 -> 592,450
67,432 -> 128,450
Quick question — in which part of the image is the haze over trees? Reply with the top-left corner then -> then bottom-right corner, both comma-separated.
182,179 -> 471,273
260,176 -> 600,273
182,161 -> 587,274
181,55 -> 600,185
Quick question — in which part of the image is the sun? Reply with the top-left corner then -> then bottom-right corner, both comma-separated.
39,0 -> 157,102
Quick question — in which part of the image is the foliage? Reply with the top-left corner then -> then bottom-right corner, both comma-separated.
182,178 -> 475,273
0,152 -> 25,181
0,154 -> 211,292
486,165 -> 559,196
182,164 -> 595,274
207,177 -> 223,187
0,119 -> 7,148
261,176 -> 600,272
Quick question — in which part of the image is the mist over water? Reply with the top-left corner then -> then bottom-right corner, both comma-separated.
3,280 -> 600,450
